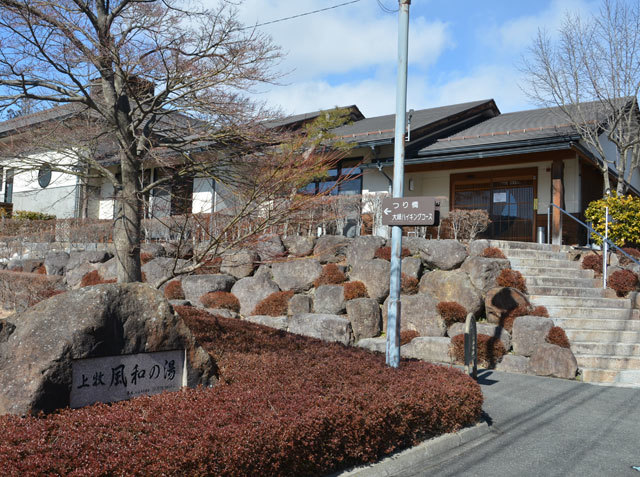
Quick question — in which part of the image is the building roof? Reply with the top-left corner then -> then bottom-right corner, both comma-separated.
264,105 -> 364,130
331,99 -> 498,145
0,103 -> 84,136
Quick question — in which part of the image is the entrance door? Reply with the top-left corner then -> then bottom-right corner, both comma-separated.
451,169 -> 536,242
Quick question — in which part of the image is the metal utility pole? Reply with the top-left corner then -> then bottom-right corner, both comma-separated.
386,0 -> 410,368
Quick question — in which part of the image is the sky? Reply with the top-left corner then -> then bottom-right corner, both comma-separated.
206,0 -> 602,118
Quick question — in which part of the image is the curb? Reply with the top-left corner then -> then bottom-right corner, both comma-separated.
336,421 -> 490,476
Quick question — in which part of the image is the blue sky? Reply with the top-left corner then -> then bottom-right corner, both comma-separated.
216,0 -> 602,117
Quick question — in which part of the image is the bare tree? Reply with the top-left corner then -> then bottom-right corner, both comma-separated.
0,0 -> 343,283
522,0 -> 640,195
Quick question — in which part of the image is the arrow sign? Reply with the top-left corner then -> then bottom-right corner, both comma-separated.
381,196 -> 438,226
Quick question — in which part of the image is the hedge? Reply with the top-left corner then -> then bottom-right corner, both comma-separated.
0,306 -> 483,476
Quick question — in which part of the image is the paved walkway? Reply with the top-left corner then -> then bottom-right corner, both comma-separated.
399,370 -> 640,476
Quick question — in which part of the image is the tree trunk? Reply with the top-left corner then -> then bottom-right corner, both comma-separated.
114,154 -> 142,282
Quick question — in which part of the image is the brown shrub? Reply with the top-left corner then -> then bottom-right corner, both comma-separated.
164,280 -> 185,300
496,268 -> 527,293
200,291 -> 241,312
79,270 -> 117,287
436,301 -> 468,327
400,274 -> 419,295
343,281 -> 368,300
546,326 -> 570,349
481,247 -> 506,259
193,257 -> 222,275
530,305 -> 549,317
373,246 -> 411,261
607,269 -> 638,297
501,304 -> 531,332
0,306 -> 483,476
139,252 -> 154,265
34,265 -> 47,275
450,333 -> 507,368
619,247 -> 640,266
581,254 -> 603,274
252,290 -> 295,316
400,330 -> 419,345
313,263 -> 346,287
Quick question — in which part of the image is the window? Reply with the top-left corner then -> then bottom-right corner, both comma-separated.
38,165 -> 52,188
303,160 -> 363,196
4,168 -> 14,203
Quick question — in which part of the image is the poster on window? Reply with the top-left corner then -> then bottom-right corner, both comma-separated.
493,192 -> 507,203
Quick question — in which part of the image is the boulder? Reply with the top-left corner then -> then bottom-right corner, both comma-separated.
220,249 -> 258,279
419,270 -> 483,316
169,299 -> 192,307
96,257 -> 118,281
65,262 -> 97,289
231,275 -> 280,316
313,235 -> 351,263
448,322 -> 511,351
345,235 -> 386,266
142,257 -> 190,287
254,264 -> 273,279
243,315 -> 288,331
206,308 -> 240,320
140,242 -> 166,258
401,337 -> 453,364
8,259 -> 42,273
282,236 -> 316,257
496,355 -> 531,374
0,283 -> 217,416
163,241 -> 194,259
355,336 -> 386,353
529,343 -> 578,379
314,285 -> 346,314
418,239 -> 468,270
467,239 -> 491,257
44,251 -> 70,276
67,250 -> 113,271
382,292 -> 444,337
461,256 -> 511,294
288,294 -> 312,316
349,259 -> 390,303
345,298 -> 381,341
270,258 -> 322,292
288,313 -> 353,345
401,236 -> 428,256
485,287 -> 530,324
401,256 -> 422,280
512,315 -> 554,357
181,274 -> 236,304
255,234 -> 285,262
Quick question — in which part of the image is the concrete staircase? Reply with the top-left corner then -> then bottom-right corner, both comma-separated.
484,240 -> 640,387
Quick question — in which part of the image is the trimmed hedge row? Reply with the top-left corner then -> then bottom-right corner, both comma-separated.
0,307 -> 483,476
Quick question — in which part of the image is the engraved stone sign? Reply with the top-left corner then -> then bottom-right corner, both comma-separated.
70,349 -> 186,408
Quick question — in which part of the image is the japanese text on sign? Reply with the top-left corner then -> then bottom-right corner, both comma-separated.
381,196 -> 438,226
70,350 -> 186,408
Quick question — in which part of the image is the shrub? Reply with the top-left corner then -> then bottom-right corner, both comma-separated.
400,330 -> 419,345
618,247 -> 640,266
607,269 -> 638,297
0,270 -> 64,311
79,270 -> 116,287
163,280 -> 185,300
546,326 -> 570,349
530,305 -> 549,317
252,290 -> 295,316
200,291 -> 241,312
343,281 -> 368,300
313,263 -> 346,287
0,307 -> 483,476
34,264 -> 47,275
193,257 -> 222,275
448,209 -> 491,241
501,304 -> 531,332
373,246 -> 411,261
139,252 -> 154,265
581,254 -> 603,274
496,268 -> 527,293
450,333 -> 507,368
12,210 -> 56,220
585,194 -> 640,247
401,273 -> 419,295
481,247 -> 506,259
437,301 -> 467,327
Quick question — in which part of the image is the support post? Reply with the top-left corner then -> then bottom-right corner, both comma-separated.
603,206 -> 609,289
551,160 -> 564,245
386,0 -> 411,369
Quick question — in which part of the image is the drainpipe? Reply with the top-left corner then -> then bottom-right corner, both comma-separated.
375,159 -> 393,194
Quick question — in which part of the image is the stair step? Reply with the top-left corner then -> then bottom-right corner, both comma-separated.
564,329 -> 640,343
509,258 -> 582,269
570,342 -> 640,356
545,307 -> 640,319
581,368 -> 620,384
525,276 -> 600,288
530,296 -> 631,309
485,240 -> 574,252
519,267 -> 595,278
554,318 -> 640,331
576,355 -> 640,370
527,286 -> 613,298
502,249 -> 570,260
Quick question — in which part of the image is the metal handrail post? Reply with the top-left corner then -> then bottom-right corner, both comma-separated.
603,206 -> 609,289
547,205 -> 551,244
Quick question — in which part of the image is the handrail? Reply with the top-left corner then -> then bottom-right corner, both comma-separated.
464,313 -> 477,380
548,203 -> 640,269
